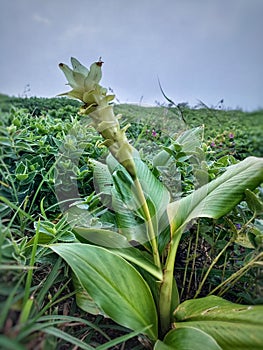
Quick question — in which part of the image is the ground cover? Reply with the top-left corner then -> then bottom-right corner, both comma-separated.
0,95 -> 262,349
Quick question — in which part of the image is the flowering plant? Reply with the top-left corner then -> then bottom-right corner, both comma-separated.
50,57 -> 263,349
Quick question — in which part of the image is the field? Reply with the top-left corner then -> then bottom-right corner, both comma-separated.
0,95 -> 263,349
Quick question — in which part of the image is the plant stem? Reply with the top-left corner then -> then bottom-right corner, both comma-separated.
180,234 -> 193,299
194,235 -> 235,298
187,220 -> 200,296
133,178 -> 161,269
159,229 -> 182,335
0,196 -> 35,223
208,251 -> 263,296
23,220 -> 40,309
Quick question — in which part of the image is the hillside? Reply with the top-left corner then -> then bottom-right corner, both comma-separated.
1,96 -> 262,157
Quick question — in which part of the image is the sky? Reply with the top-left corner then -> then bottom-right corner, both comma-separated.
0,0 -> 263,111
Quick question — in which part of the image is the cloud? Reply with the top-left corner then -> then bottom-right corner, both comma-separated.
32,13 -> 51,26
61,24 -> 87,40
58,23 -> 101,44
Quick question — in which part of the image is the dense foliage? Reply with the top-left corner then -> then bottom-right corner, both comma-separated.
0,95 -> 262,349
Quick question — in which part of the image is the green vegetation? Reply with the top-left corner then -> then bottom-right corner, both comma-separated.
0,66 -> 263,350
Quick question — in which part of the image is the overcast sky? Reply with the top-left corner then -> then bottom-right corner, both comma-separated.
1,0 -> 263,110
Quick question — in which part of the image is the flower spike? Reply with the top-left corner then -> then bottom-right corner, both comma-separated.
59,57 -> 137,178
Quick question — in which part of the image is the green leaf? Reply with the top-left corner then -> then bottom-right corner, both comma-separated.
93,159 -> 146,243
167,157 -> 263,236
72,272 -> 104,316
245,188 -> 263,214
247,219 -> 263,248
0,136 -> 12,147
160,157 -> 263,336
153,126 -> 203,167
173,295 -> 263,350
111,186 -> 147,244
42,327 -> 94,350
93,159 -> 114,208
15,161 -> 29,181
96,326 -> 152,350
107,154 -> 171,234
49,243 -> 158,340
93,154 -> 170,245
154,327 -> 222,350
0,336 -> 27,350
134,156 -> 170,229
74,227 -> 163,280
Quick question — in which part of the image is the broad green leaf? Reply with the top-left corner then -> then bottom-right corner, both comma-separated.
173,295 -> 263,350
74,227 -> 163,280
154,340 -> 171,350
111,185 -> 147,244
50,243 -> 158,340
154,327 -> 222,350
167,157 -> 263,236
134,156 -> 170,228
174,126 -> 204,152
107,154 -> 171,235
72,272 -> 104,316
93,159 -> 147,244
111,167 -> 148,242
93,154 -> 170,244
93,159 -> 113,208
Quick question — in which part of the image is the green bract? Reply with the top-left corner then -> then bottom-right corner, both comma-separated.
59,57 -> 137,178
59,57 -> 106,104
